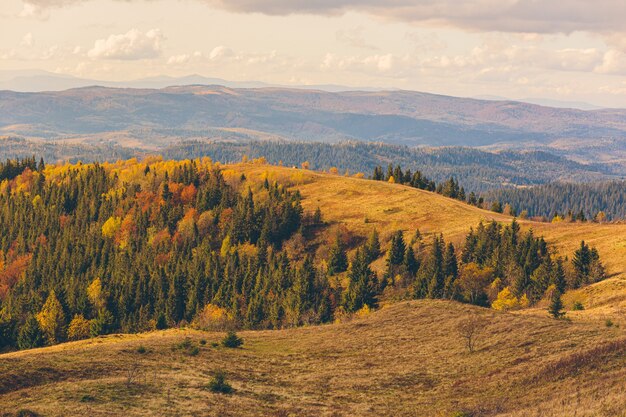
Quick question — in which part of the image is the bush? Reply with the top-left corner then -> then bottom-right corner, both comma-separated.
606,319 -> 614,327
67,314 -> 91,341
208,370 -> 233,394
199,339 -> 207,345
136,345 -> 147,354
189,346 -> 200,356
16,410 -> 41,417
572,301 -> 585,311
221,331 -> 243,348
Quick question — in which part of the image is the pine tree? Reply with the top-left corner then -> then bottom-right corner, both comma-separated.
386,231 -> 405,268
364,228 -> 381,263
327,234 -> 348,275
572,240 -> 591,287
343,249 -> 378,313
17,315 -> 45,350
403,246 -> 418,276
548,288 -> 565,319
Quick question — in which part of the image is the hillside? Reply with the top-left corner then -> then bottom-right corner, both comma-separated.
2,86 -> 626,169
1,160 -> 625,416
1,300 -> 624,417
230,163 -> 626,316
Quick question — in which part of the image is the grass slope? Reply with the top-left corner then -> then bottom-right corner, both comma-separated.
1,300 -> 624,417
231,164 -> 626,317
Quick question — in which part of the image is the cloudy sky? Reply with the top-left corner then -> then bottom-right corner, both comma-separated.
2,0 -> 626,106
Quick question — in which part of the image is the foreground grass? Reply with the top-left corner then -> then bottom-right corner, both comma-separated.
1,300 -> 624,417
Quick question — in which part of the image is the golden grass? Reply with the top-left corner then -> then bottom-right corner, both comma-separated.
1,300 -> 624,417
3,163 -> 625,417
232,164 -> 626,318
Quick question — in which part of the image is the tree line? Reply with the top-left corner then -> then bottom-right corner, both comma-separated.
484,181 -> 626,221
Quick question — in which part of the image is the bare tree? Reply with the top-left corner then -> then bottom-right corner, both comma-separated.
125,362 -> 143,387
456,314 -> 487,353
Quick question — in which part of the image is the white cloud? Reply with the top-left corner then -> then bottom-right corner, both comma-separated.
208,46 -> 234,60
20,33 -> 34,47
87,28 -> 164,60
595,49 -> 626,75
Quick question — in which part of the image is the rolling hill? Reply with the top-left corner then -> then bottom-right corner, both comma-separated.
230,163 -> 626,317
1,161 -> 625,417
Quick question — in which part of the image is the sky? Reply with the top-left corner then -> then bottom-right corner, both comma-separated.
2,0 -> 626,107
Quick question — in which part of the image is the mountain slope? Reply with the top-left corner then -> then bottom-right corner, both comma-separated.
1,300 -> 624,417
2,86 -> 626,166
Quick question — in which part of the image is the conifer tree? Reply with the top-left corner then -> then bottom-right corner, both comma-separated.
343,249 -> 378,313
548,288 -> 565,319
327,234 -> 348,275
364,228 -> 381,263
17,315 -> 45,350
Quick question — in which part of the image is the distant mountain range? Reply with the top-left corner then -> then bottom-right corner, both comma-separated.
1,82 -> 626,172
0,70 -> 607,110
0,70 -> 381,94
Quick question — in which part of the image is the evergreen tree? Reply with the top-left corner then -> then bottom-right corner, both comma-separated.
364,228 -> 381,263
343,249 -> 378,312
327,234 -> 348,275
17,315 -> 45,350
548,289 -> 565,319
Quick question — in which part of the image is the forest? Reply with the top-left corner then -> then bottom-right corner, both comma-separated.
485,181 -> 626,221
0,157 -> 605,351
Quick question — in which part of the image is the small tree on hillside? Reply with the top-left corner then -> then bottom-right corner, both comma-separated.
548,288 -> 565,319
456,314 -> 486,353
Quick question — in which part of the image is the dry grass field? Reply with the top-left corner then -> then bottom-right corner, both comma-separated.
1,300 -> 624,417
2,163 -> 626,417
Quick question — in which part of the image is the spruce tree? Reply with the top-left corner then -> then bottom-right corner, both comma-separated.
17,315 -> 45,350
327,234 -> 348,275
548,289 -> 565,319
364,229 -> 381,263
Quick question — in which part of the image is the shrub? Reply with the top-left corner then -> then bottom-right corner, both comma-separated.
572,301 -> 585,311
208,370 -> 233,394
606,319 -> 614,327
221,331 -> 243,348
192,303 -> 234,331
199,339 -> 207,345
155,312 -> 168,330
136,345 -> 147,354
16,410 -> 41,417
189,346 -> 200,356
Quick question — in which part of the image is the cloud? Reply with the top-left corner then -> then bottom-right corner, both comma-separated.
336,27 -> 378,50
87,28 -> 164,60
19,0 -> 626,34
199,0 -> 626,34
595,49 -> 626,75
20,33 -> 34,47
167,51 -> 202,65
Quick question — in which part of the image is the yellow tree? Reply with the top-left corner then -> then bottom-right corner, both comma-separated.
67,314 -> 91,341
36,290 -> 66,345
87,278 -> 106,311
